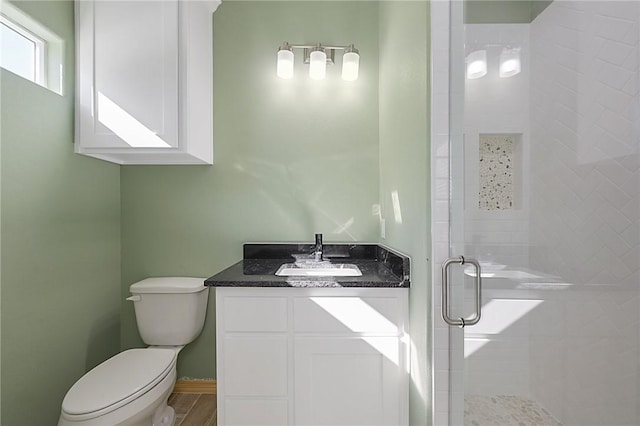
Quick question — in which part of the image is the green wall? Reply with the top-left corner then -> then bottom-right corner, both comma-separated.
379,2 -> 431,424
1,2 -> 433,425
120,1 -> 381,378
0,1 -> 122,425
465,0 -> 552,23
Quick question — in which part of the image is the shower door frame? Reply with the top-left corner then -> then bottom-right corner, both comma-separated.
430,1 -> 527,423
430,1 -> 465,424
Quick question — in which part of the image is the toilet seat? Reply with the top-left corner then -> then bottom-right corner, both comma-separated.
61,348 -> 177,420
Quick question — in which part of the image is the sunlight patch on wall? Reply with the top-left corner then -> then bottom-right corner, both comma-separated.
391,190 -> 403,224
464,298 -> 543,357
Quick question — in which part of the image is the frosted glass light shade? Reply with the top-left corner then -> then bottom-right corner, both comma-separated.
466,50 -> 487,79
499,48 -> 521,78
277,48 -> 294,79
309,48 -> 327,80
342,50 -> 359,81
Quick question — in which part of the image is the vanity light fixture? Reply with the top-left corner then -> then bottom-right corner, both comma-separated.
341,45 -> 360,81
276,42 -> 295,79
308,44 -> 327,80
466,49 -> 487,79
499,47 -> 521,78
276,42 -> 360,81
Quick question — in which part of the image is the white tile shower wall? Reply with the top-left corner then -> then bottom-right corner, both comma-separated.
464,24 -> 531,269
530,1 -> 639,425
461,24 -> 534,398
530,1 -> 639,289
527,287 -> 640,425
430,0 -> 453,424
463,288 -> 533,397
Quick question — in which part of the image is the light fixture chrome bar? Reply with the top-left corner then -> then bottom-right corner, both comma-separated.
288,43 -> 352,51
276,41 -> 360,81
303,48 -> 335,65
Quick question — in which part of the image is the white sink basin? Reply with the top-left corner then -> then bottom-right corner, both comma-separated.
275,263 -> 362,277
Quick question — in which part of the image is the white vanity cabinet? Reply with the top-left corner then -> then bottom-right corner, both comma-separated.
74,0 -> 219,165
215,287 -> 409,426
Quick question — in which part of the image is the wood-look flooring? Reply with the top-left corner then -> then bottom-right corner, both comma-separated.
168,392 -> 217,426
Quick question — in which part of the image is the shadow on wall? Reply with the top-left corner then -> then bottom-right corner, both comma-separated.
85,310 -> 120,372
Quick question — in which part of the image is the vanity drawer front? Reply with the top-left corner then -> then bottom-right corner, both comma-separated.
293,295 -> 403,334
222,296 -> 288,332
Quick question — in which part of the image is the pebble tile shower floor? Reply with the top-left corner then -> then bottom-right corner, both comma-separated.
465,395 -> 563,426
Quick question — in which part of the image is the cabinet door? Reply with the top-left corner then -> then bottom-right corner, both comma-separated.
223,399 -> 288,426
222,336 -> 288,397
77,0 -> 179,150
294,337 -> 405,426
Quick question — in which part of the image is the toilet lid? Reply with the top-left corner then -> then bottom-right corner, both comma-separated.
62,348 -> 176,416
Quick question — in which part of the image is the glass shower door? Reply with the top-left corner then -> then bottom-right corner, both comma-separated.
445,1 -> 640,425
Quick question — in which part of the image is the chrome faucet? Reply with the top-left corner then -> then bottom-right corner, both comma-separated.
314,233 -> 323,261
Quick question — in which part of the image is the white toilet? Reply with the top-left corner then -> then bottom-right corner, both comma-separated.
58,277 -> 209,426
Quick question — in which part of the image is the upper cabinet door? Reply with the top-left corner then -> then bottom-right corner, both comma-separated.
83,1 -> 180,150
75,0 -> 220,165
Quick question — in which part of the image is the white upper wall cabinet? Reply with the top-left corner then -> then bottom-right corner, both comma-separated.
75,0 -> 220,165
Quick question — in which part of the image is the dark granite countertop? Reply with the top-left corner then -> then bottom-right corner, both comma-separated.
205,243 -> 410,288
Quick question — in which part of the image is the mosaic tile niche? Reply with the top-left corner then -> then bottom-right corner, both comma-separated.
479,134 -> 519,210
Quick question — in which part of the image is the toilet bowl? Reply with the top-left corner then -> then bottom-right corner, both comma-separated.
58,277 -> 209,426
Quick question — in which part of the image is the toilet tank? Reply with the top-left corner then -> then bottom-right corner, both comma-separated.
129,277 -> 209,346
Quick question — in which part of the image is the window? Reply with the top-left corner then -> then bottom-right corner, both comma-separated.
0,2 -> 64,95
1,16 -> 45,84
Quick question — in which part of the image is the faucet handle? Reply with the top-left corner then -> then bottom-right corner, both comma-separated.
314,233 -> 323,261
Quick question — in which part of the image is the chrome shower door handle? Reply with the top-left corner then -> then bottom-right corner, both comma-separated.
441,256 -> 482,328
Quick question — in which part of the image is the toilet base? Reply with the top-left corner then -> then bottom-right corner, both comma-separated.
152,405 -> 175,426
58,367 -> 176,426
